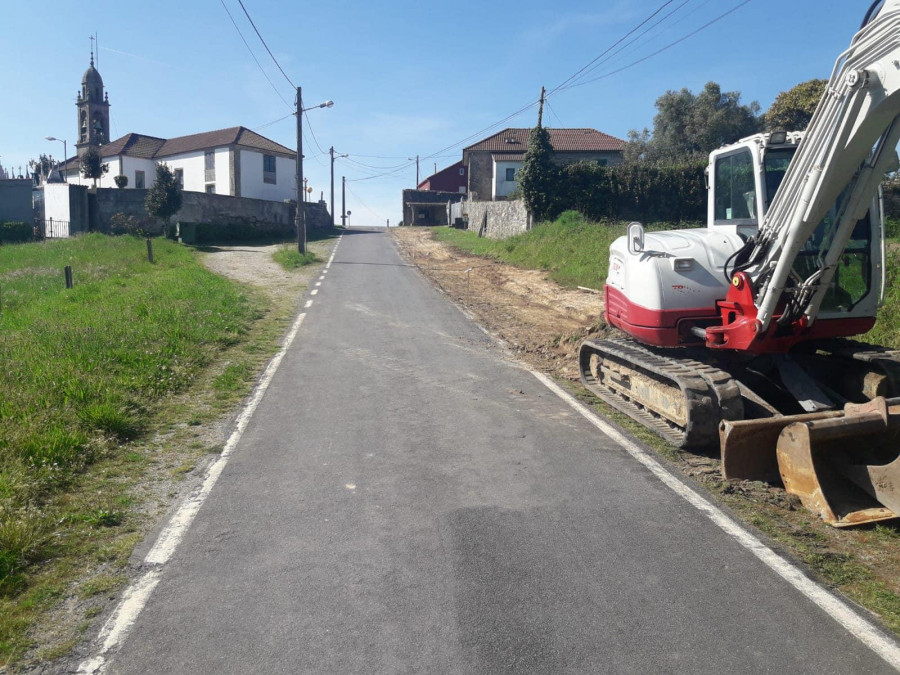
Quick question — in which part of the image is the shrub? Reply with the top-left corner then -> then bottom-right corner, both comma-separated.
113,175 -> 128,189
560,161 -> 706,223
0,222 -> 34,244
109,212 -> 156,237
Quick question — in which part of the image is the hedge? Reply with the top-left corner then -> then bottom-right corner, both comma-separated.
0,221 -> 34,244
560,161 -> 707,223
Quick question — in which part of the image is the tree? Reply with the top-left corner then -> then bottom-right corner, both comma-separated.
28,154 -> 54,182
80,148 -> 109,186
765,78 -> 827,131
628,81 -> 762,163
145,164 -> 183,228
518,115 -> 562,222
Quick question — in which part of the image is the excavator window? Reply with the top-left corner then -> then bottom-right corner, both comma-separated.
714,149 -> 756,224
763,148 -> 795,208
792,208 -> 872,311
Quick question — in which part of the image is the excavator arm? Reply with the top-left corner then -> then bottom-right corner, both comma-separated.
728,0 -> 900,338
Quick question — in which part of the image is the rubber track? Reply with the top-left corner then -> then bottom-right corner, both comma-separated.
579,338 -> 742,449
813,338 -> 900,394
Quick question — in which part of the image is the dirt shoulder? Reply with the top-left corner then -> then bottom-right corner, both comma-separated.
392,226 -> 900,638
392,227 -> 604,380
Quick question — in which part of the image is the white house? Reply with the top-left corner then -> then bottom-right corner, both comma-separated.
62,126 -> 297,202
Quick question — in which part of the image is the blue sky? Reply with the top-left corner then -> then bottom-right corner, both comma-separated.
0,1 -> 875,225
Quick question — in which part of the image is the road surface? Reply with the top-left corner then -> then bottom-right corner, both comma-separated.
103,227 -> 896,673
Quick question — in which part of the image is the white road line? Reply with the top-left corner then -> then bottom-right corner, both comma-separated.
78,311 -> 309,674
315,282 -> 322,287
77,237 -> 348,673
310,289 -> 318,296
531,371 -> 900,671
304,300 -> 313,309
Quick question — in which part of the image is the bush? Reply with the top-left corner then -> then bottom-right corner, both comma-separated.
560,161 -> 706,223
109,212 -> 157,237
113,175 -> 128,189
0,222 -> 34,244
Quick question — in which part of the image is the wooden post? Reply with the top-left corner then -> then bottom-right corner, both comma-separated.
146,238 -> 154,263
64,265 -> 73,289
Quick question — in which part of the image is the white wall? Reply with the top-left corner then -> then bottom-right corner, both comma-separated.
121,157 -> 158,189
160,151 -> 206,193
43,183 -> 71,222
239,150 -> 296,202
67,157 -> 122,188
492,160 -> 523,199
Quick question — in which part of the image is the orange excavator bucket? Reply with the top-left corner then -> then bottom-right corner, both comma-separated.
776,398 -> 900,527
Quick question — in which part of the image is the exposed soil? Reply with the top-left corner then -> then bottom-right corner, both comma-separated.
392,228 -> 605,380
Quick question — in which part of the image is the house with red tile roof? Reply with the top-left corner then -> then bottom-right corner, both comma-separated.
462,127 -> 625,201
417,160 -> 467,194
62,126 -> 297,202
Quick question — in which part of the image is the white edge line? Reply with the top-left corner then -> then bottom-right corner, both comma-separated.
77,238 -> 350,673
304,300 -> 313,309
310,289 -> 318,296
530,370 -> 900,671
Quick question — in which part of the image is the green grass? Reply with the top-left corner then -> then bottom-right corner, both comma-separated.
0,233 -> 261,662
272,245 -> 322,270
866,246 -> 900,349
432,211 -> 697,289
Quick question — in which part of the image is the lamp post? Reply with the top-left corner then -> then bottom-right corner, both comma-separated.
330,147 -> 348,228
295,87 -> 333,254
341,175 -> 346,227
45,136 -> 67,182
408,154 -> 419,186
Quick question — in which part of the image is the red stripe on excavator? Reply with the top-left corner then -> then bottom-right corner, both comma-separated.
605,284 -> 876,352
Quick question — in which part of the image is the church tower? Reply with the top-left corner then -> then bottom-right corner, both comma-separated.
75,45 -> 110,158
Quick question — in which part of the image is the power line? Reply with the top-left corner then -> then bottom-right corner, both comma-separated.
236,0 -> 295,89
546,0 -> 676,97
565,1 -> 754,91
552,0 -> 694,94
219,0 -> 292,110
254,112 -> 294,131
345,183 -> 384,221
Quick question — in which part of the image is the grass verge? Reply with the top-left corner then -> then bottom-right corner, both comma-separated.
0,233 -> 319,667
432,210 -> 697,289
272,245 -> 322,270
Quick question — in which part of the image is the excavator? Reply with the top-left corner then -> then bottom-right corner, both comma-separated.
579,0 -> 900,527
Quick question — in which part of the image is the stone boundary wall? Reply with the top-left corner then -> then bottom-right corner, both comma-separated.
464,198 -> 532,239
89,188 -> 329,236
0,179 -> 33,222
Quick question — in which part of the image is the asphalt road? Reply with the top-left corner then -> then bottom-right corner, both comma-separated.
105,227 -> 896,673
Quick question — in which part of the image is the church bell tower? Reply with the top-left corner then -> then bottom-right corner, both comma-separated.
75,43 -> 111,158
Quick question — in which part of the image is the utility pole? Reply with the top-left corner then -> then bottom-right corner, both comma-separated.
408,154 -> 420,185
538,85 -> 545,128
295,85 -> 306,254
330,147 -> 335,227
341,175 -> 346,227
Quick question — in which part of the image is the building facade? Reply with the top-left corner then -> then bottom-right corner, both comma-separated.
61,57 -> 297,202
417,160 -> 467,194
462,128 -> 626,201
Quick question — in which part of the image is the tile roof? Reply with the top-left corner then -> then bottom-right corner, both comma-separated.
61,127 -> 295,168
464,127 -> 625,153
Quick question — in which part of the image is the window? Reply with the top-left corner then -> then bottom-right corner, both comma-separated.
459,167 -> 465,176
714,149 -> 756,223
505,167 -> 517,182
174,168 -> 184,187
205,184 -> 216,194
204,151 -> 215,182
263,154 -> 276,184
135,170 -> 145,189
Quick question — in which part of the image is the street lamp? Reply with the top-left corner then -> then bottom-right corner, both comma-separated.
295,90 -> 333,253
45,136 -> 67,182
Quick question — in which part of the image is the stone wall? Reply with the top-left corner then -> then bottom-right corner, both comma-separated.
464,198 -> 532,239
465,153 -> 494,201
0,179 -> 33,222
90,188 -> 330,237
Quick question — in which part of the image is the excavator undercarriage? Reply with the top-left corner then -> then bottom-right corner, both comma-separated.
579,337 -> 900,527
